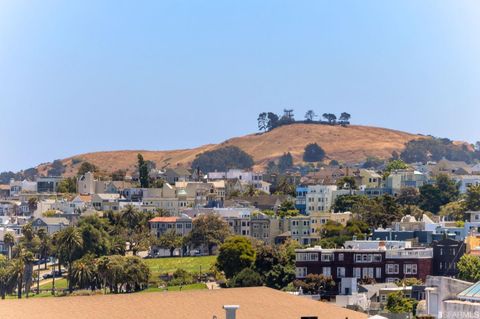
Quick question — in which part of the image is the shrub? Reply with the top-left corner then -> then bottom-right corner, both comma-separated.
229,268 -> 263,287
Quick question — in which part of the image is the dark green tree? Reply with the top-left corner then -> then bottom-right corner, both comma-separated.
216,236 -> 256,279
137,153 -> 150,188
458,254 -> 480,282
332,194 -> 370,212
339,112 -> 351,122
304,110 -> 317,122
156,229 -> 183,257
230,268 -> 263,287
293,274 -> 336,294
419,174 -> 459,214
57,177 -> 77,193
386,291 -> 418,314
303,143 -> 326,162
466,185 -> 480,211
278,152 -> 294,172
191,146 -> 254,173
322,113 -> 337,124
77,162 -> 97,176
257,112 -> 268,131
187,214 -> 231,255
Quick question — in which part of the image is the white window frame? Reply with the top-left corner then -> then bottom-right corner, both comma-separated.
296,267 -> 308,278
322,267 -> 331,277
404,264 -> 417,275
386,264 -> 399,274
321,253 -> 334,262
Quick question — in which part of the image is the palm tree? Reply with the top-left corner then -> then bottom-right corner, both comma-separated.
121,205 -> 141,230
56,227 -> 83,293
96,256 -> 111,294
70,256 -> 96,290
0,256 -> 12,299
20,250 -> 35,298
3,233 -> 15,260
36,229 -> 50,294
10,258 -> 24,299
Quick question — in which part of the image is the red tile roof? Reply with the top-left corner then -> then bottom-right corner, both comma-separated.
148,217 -> 178,223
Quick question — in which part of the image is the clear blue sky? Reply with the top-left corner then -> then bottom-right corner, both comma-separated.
1,1 -> 480,172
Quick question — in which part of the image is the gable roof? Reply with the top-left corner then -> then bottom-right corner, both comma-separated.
34,217 -> 69,226
0,287 -> 367,319
93,193 -> 120,200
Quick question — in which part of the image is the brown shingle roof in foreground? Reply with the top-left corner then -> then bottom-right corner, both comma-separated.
0,287 -> 367,319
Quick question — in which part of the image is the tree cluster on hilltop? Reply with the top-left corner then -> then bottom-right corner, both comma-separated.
400,137 -> 480,164
257,109 -> 351,132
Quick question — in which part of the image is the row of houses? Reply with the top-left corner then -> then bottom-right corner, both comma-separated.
148,208 -> 353,248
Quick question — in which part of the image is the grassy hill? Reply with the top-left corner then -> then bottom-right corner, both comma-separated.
37,124 -> 424,176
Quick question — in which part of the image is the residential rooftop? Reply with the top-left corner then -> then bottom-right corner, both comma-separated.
0,287 -> 367,319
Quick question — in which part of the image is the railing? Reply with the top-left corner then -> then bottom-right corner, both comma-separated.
386,249 -> 433,259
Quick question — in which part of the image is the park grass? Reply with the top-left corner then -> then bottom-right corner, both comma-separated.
4,291 -> 55,299
141,283 -> 207,293
144,256 -> 216,277
39,278 -> 68,290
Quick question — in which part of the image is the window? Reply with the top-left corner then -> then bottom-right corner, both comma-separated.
355,254 -> 374,263
338,253 -> 344,262
404,264 -> 417,275
321,253 -> 334,262
296,253 -> 319,261
363,267 -> 374,278
296,267 -> 308,278
386,264 -> 399,274
353,268 -> 361,278
373,254 -> 382,262
337,267 -> 345,278
376,267 -> 382,278
322,267 -> 331,276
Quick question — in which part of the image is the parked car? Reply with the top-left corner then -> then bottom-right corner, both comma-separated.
33,258 -> 50,266
42,269 -> 65,279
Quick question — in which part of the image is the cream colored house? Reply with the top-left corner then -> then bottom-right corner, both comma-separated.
310,211 -> 353,235
91,193 -> 120,211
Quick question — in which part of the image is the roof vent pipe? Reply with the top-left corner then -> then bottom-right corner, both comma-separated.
223,305 -> 240,319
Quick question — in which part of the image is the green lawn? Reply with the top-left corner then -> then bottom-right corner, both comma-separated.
141,283 -> 207,293
145,256 -> 216,277
4,291 -> 55,299
39,278 -> 68,290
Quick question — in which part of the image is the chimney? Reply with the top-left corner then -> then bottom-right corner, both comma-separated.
223,305 -> 239,319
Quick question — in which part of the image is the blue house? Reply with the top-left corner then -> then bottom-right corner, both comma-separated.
295,185 -> 308,215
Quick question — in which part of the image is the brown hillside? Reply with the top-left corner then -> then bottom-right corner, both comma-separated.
37,124 -> 424,176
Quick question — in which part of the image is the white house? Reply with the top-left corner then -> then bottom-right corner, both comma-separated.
454,175 -> 480,194
305,185 -> 352,214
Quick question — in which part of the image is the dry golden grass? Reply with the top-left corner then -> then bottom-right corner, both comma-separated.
37,124 -> 424,176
